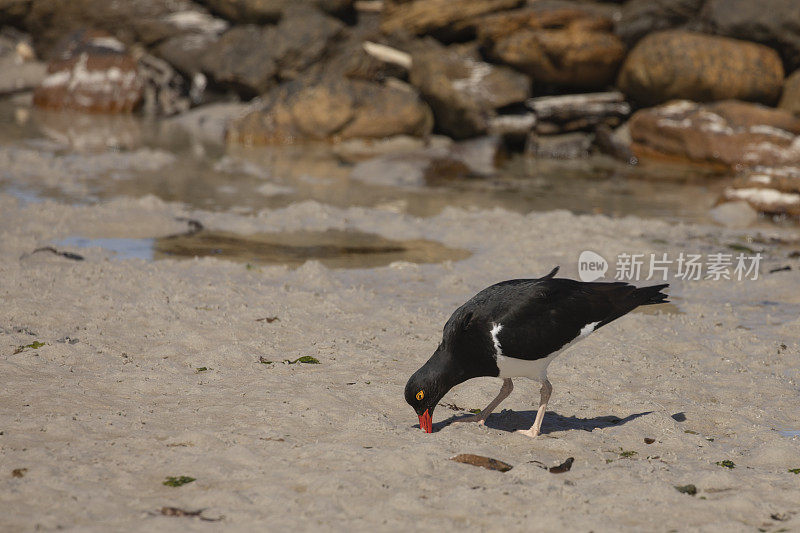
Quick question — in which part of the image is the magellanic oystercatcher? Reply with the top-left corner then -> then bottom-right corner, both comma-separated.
405,267 -> 668,437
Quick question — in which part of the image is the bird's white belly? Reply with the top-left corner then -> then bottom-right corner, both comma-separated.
492,320 -> 599,381
496,351 -> 559,381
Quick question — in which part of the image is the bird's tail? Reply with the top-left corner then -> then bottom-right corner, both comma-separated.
637,283 -> 670,305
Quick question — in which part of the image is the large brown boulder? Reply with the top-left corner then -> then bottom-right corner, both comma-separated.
33,32 -> 144,113
481,7 -> 625,90
628,100 -> 800,168
409,43 -> 530,139
701,0 -> 800,71
380,0 -> 522,37
779,70 -> 800,115
617,31 -> 784,106
227,78 -> 433,144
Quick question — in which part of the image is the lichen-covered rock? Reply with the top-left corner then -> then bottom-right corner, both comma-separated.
227,78 -> 433,144
628,100 -> 800,168
483,7 -> 625,90
409,43 -> 529,139
617,31 -> 784,106
33,32 -> 143,113
701,0 -> 800,71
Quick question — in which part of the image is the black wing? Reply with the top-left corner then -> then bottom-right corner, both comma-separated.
489,276 -> 668,361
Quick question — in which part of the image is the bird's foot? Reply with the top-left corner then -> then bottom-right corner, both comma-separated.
515,428 -> 540,438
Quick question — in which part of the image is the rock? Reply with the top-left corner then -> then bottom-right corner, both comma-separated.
0,0 -> 31,23
701,0 -> 800,71
156,32 -> 219,77
201,26 -> 276,96
338,81 -> 434,140
380,0 -> 523,37
162,102 -> 256,144
628,100 -> 800,168
709,201 -> 758,228
23,0 -> 217,55
779,71 -> 800,115
722,167 -> 800,216
33,32 -> 144,113
617,30 -> 784,107
227,77 -> 433,144
527,131 -> 593,159
201,8 -> 343,97
616,0 -> 704,45
199,0 -> 353,24
267,6 -> 344,80
409,42 -> 529,139
0,31 -> 47,96
594,123 -> 636,164
487,7 -> 625,90
526,91 -> 630,133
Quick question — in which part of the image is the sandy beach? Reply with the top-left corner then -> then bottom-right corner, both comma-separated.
2,191 -> 799,532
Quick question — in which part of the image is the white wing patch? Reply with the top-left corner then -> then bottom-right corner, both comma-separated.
580,321 -> 600,337
490,322 -> 504,357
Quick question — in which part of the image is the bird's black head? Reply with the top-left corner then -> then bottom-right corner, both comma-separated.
404,366 -> 444,433
405,344 -> 457,433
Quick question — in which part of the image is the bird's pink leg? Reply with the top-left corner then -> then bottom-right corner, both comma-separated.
517,379 -> 552,438
456,378 -> 513,425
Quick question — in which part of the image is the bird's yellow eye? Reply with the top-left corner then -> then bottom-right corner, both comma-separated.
416,390 -> 424,401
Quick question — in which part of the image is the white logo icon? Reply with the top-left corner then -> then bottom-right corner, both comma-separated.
578,250 -> 608,282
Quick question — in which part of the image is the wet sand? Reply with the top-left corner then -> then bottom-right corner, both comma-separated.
2,192 -> 800,531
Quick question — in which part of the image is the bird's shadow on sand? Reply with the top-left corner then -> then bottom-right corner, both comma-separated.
433,410 -> 652,435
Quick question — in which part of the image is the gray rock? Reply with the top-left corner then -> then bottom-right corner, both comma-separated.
201,8 -> 343,96
616,0 -> 704,45
199,0 -> 353,24
527,132 -> 593,159
409,43 -> 529,139
201,25 -> 277,97
22,0 -> 213,56
156,32 -> 219,77
709,201 -> 758,228
701,0 -> 800,71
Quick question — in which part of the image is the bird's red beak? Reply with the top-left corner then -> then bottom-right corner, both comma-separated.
418,409 -> 432,433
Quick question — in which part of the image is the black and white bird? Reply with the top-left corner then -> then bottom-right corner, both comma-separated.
405,267 -> 668,437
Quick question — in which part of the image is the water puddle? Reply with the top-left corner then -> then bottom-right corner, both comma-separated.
56,230 -> 470,269
779,429 -> 800,438
56,236 -> 155,261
